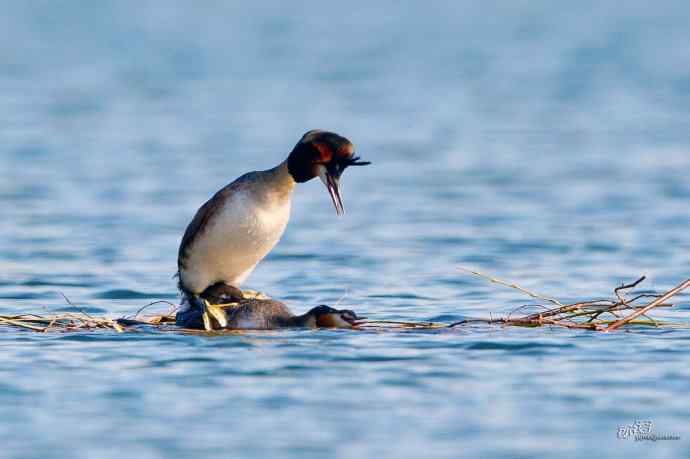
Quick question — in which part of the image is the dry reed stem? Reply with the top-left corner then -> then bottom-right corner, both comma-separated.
457,268 -> 689,332
605,278 -> 690,331
130,300 -> 180,319
615,276 -> 646,305
355,320 -> 446,329
457,267 -> 563,307
0,316 -> 47,331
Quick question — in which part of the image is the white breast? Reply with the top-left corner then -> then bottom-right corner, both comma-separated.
180,188 -> 291,294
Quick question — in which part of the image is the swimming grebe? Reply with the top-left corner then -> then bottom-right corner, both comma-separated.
176,130 -> 369,330
176,301 -> 362,330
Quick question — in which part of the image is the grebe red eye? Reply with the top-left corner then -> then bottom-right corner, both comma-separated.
312,142 -> 333,163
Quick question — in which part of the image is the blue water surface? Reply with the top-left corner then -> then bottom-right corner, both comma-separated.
1,2 -> 690,458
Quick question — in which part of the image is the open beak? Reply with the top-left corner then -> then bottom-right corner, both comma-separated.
339,310 -> 366,328
317,166 -> 344,216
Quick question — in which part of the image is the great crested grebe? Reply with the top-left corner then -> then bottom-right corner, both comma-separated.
175,301 -> 362,330
176,130 -> 369,330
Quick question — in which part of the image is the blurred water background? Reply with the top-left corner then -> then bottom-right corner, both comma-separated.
1,1 -> 690,458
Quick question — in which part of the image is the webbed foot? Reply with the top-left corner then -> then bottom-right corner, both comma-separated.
176,294 -> 228,330
201,298 -> 228,330
176,284 -> 275,330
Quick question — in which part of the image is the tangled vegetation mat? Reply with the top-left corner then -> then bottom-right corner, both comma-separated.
2,269 -> 689,334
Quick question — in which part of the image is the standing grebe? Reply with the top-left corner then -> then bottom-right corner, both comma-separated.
176,130 -> 369,330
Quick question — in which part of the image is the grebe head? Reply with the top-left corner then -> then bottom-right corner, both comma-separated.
287,130 -> 370,216
307,305 -> 362,328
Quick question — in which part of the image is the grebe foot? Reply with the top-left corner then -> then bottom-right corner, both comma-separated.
200,282 -> 245,304
201,298 -> 228,330
240,290 -> 271,300
175,294 -> 228,330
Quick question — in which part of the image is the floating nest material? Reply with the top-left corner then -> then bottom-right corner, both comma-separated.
1,270 -> 689,334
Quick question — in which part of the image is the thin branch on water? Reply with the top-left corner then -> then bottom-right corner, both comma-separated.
130,300 -> 180,319
614,275 -> 646,305
332,287 -> 351,309
458,267 -> 564,307
605,278 -> 690,331
58,291 -> 96,319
